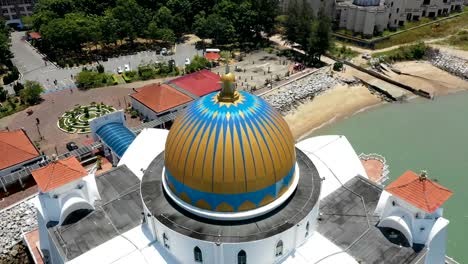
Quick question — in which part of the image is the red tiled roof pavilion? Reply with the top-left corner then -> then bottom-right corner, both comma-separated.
385,170 -> 453,213
169,69 -> 221,97
130,83 -> 193,113
32,157 -> 88,192
0,129 -> 40,171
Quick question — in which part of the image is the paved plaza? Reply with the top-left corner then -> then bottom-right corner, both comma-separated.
3,35 -> 306,156
0,86 -> 143,155
9,32 -> 200,94
212,50 -> 302,93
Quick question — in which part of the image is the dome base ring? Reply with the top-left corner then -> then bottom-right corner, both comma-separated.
161,164 -> 300,221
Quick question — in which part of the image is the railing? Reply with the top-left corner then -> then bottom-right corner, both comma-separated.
359,153 -> 390,185
445,255 -> 460,264
0,141 -> 103,192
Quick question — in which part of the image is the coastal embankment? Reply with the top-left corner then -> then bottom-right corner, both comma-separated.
283,53 -> 468,140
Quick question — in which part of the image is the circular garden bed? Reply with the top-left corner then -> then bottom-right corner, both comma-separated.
58,103 -> 116,134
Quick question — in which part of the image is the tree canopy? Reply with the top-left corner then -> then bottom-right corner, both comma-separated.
20,81 -> 44,105
0,20 -> 13,65
283,0 -> 332,65
33,0 -> 280,53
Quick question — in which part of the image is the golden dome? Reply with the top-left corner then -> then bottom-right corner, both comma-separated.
164,91 -> 296,212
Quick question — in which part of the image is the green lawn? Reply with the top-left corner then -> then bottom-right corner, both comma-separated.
372,43 -> 428,63
375,11 -> 468,49
436,29 -> 468,50
0,99 -> 28,119
328,44 -> 359,60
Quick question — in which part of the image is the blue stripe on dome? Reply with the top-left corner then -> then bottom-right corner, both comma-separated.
165,165 -> 296,211
96,122 -> 136,158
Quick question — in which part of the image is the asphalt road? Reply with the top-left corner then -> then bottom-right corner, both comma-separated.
9,31 -> 201,94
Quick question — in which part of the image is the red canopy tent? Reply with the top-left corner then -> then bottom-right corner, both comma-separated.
28,32 -> 41,40
205,52 -> 221,61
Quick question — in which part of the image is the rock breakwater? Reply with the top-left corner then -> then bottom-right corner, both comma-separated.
264,69 -> 341,114
0,198 -> 37,258
429,50 -> 468,80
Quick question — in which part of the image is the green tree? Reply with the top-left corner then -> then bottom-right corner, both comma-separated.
185,55 -> 210,73
97,64 -> 105,73
193,12 -> 209,40
41,12 -> 103,52
198,13 -> 235,45
76,70 -> 111,89
20,81 -> 44,105
0,20 -> 12,64
100,10 -> 119,46
146,21 -> 159,42
283,2 -> 331,65
157,28 -> 176,44
32,10 -> 58,31
155,6 -> 174,29
21,16 -> 34,28
284,0 -> 313,47
111,0 -> 148,43
13,82 -> 24,95
306,10 -> 331,63
252,0 -> 279,37
0,86 -> 7,102
35,0 -> 75,17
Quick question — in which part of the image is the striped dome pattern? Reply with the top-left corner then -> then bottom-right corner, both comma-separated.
164,91 -> 296,212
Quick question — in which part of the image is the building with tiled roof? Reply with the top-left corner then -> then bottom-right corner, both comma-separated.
0,129 -> 42,178
32,157 -> 88,193
385,170 -> 453,213
33,155 -> 100,232
30,71 -> 454,264
130,83 -> 193,121
168,69 -> 221,97
374,170 -> 452,261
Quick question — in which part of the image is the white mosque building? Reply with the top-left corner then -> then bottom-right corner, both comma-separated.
31,71 -> 453,264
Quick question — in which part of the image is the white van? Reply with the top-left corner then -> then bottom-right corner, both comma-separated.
205,48 -> 220,53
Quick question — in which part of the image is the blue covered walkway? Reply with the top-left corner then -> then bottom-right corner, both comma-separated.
96,122 -> 136,158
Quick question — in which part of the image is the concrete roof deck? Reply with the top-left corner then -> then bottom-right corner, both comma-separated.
141,148 -> 322,243
317,175 -> 426,263
48,165 -> 143,261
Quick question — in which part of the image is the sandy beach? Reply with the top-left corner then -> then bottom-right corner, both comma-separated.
285,83 -> 382,140
391,61 -> 468,95
285,60 -> 468,141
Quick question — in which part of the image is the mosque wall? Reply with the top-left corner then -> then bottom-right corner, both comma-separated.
144,201 -> 320,264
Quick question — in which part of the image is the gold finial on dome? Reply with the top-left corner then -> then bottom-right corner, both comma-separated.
218,64 -> 240,103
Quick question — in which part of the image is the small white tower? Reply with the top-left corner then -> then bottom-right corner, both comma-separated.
32,156 -> 100,263
374,170 -> 453,264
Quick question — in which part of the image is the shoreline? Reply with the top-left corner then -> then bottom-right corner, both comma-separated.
285,83 -> 382,141
288,83 -> 468,142
296,100 -> 386,141
286,58 -> 468,141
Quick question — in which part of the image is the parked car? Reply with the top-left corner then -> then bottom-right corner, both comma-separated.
160,48 -> 167,55
124,64 -> 131,72
66,142 -> 78,151
362,53 -> 371,60
117,66 -> 123,74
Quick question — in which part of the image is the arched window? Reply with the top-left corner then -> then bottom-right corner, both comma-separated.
163,233 -> 169,249
305,221 -> 310,237
194,246 -> 203,262
238,250 -> 247,264
275,240 -> 283,257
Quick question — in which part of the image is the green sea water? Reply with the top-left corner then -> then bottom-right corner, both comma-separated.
312,91 -> 468,263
